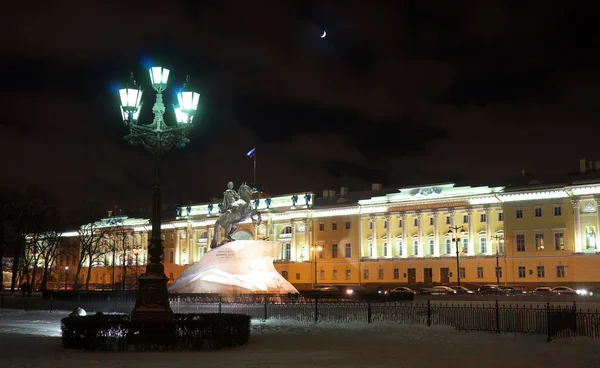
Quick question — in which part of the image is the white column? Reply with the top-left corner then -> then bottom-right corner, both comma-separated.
432,210 -> 440,257
416,212 -> 424,257
449,209 -> 456,255
594,197 -> 600,250
467,208 -> 475,255
400,213 -> 407,258
386,215 -> 392,258
205,226 -> 212,251
291,221 -> 297,261
191,229 -> 198,263
573,199 -> 582,253
175,231 -> 181,264
266,223 -> 271,241
185,227 -> 191,265
304,219 -> 310,255
485,207 -> 493,255
371,215 -> 378,259
359,216 -> 365,258
273,224 -> 278,242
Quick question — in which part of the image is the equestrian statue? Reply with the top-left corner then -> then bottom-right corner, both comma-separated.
210,181 -> 262,249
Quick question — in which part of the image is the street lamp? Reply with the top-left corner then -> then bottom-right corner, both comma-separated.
490,235 -> 504,286
447,226 -> 465,287
64,266 -> 69,291
117,66 -> 200,321
134,248 -> 140,280
310,245 -> 323,289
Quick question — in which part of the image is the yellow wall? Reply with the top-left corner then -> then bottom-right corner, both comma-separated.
64,189 -> 600,292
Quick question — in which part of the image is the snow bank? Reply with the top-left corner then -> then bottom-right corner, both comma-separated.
0,309 -> 599,367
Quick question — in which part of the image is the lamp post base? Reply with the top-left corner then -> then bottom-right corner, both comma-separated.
131,274 -> 173,322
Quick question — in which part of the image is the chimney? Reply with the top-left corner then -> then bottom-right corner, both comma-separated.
595,161 -> 600,171
521,169 -> 526,176
329,190 -> 336,198
340,187 -> 348,197
372,183 -> 382,191
107,210 -> 113,217
580,158 -> 587,173
322,190 -> 330,199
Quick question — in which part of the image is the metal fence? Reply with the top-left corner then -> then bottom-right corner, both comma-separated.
1,293 -> 598,341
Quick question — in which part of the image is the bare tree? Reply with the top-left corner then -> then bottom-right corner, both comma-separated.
5,188 -> 55,292
23,196 -> 59,292
0,189 -> 11,291
70,202 -> 109,291
103,216 -> 135,290
117,226 -> 133,290
37,231 -> 63,291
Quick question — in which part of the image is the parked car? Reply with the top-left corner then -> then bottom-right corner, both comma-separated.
551,286 -> 576,295
373,286 -> 415,301
388,287 -> 416,294
532,287 -> 553,295
416,288 -> 436,295
450,286 -> 475,294
497,286 -> 527,295
310,285 -> 369,299
431,286 -> 457,295
477,285 -> 502,295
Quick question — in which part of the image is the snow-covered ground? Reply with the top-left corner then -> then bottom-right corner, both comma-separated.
0,309 -> 599,367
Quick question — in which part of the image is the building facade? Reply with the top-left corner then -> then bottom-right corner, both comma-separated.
50,181 -> 600,291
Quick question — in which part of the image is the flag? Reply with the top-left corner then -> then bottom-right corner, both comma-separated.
246,147 -> 255,158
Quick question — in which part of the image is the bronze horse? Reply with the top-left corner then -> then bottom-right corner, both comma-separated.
210,183 -> 262,249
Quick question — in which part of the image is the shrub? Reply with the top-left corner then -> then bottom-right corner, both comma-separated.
61,312 -> 251,351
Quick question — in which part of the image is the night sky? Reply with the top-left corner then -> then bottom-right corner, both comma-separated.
1,1 -> 598,211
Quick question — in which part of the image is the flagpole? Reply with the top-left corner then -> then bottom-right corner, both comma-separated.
253,151 -> 257,188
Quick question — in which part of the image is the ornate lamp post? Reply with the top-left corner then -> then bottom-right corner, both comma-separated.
310,245 -> 323,289
490,235 -> 504,286
64,266 -> 69,291
447,226 -> 465,287
118,66 -> 200,321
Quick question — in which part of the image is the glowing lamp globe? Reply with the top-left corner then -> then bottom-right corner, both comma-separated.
119,86 -> 143,122
149,67 -> 170,91
173,105 -> 192,124
120,103 -> 142,123
177,90 -> 200,116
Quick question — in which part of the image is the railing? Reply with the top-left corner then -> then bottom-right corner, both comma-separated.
1,293 -> 598,341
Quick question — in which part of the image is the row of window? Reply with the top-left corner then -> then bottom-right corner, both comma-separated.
280,232 -> 571,261
61,253 -> 145,267
365,213 -> 504,231
279,265 -> 567,281
318,221 -> 352,231
515,233 -> 567,252
314,206 -> 564,233
366,238 -> 504,257
358,205 -> 565,232
279,243 -> 353,260
516,206 -> 563,219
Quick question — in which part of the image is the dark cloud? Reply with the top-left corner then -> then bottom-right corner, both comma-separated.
0,0 -> 598,211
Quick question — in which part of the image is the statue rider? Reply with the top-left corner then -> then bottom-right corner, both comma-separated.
222,181 -> 240,213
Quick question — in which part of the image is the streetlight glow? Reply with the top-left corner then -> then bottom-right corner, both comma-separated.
173,105 -> 190,124
120,104 -> 142,123
177,90 -> 200,114
118,84 -> 143,121
448,226 -> 465,287
149,67 -> 170,91
116,64 -> 200,322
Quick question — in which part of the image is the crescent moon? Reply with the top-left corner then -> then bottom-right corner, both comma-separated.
320,30 -> 327,39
